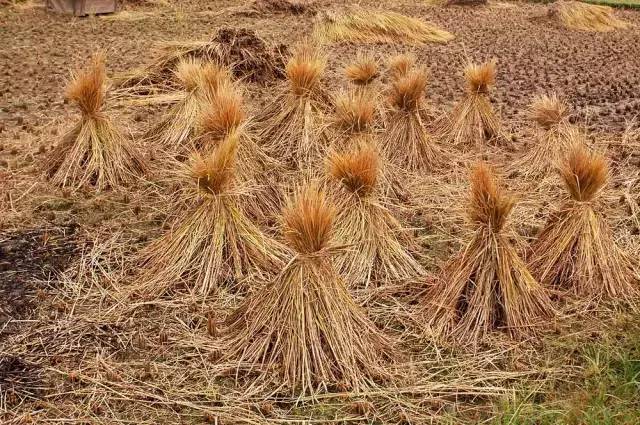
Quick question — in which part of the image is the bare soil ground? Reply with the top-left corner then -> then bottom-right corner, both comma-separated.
1,1 -> 640,423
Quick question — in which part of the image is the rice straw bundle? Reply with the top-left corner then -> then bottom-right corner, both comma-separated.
440,61 -> 502,149
144,59 -> 231,150
549,1 -> 629,32
136,135 -> 284,297
327,143 -> 425,287
314,9 -> 454,44
516,93 -> 577,178
425,163 -> 552,342
380,68 -> 443,171
528,143 -> 638,305
345,54 -> 379,87
255,41 -> 331,171
46,53 -> 147,191
222,186 -> 390,394
388,53 -> 416,81
330,89 -> 378,148
194,81 -> 285,222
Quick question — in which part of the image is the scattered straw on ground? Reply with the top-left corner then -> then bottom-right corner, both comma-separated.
313,9 -> 454,45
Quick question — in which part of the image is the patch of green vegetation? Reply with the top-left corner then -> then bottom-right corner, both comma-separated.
493,314 -> 640,425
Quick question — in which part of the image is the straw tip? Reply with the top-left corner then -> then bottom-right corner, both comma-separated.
282,186 -> 335,254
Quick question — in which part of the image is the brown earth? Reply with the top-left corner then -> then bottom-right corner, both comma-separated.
0,1 -> 639,423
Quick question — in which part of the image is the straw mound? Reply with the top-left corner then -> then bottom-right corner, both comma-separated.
528,144 -> 638,304
314,9 -> 454,45
331,89 -> 377,146
440,61 -> 502,149
136,136 -> 284,297
222,186 -> 391,394
46,53 -> 147,191
425,163 -> 552,342
255,41 -> 332,171
549,1 -> 629,32
381,69 -> 443,171
328,143 -> 426,287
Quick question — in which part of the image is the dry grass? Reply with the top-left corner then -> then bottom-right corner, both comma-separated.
528,143 -> 638,304
221,186 -> 391,394
425,163 -> 553,343
380,69 -> 444,171
344,54 -> 379,86
314,9 -> 454,44
549,0 -> 629,32
327,143 -> 426,287
255,40 -> 331,171
46,53 -> 148,191
439,61 -> 502,148
136,135 -> 284,297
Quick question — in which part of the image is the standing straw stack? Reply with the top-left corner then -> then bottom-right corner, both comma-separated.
380,67 -> 443,171
516,93 -> 578,178
256,41 -> 331,171
136,135 -> 284,297
195,81 -> 283,222
440,61 -> 502,149
426,163 -> 552,342
46,53 -> 147,191
145,59 -> 230,150
327,143 -> 425,288
222,186 -> 390,394
529,143 -> 638,305
345,54 -> 379,88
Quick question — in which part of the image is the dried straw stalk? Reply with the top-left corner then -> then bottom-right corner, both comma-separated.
222,186 -> 391,394
515,93 -> 578,178
255,41 -> 332,172
380,68 -> 443,171
425,163 -> 552,342
144,59 -> 231,150
528,143 -> 638,305
327,143 -> 426,287
136,135 -> 284,297
46,53 -> 147,191
440,61 -> 502,149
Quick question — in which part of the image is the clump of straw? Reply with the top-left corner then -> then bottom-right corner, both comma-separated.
314,9 -> 454,44
328,143 -> 425,287
222,186 -> 390,394
380,68 -> 443,171
515,93 -> 577,178
439,61 -> 502,148
344,54 -> 379,86
255,40 -> 331,170
330,89 -> 378,149
549,1 -> 628,32
528,143 -> 637,304
195,81 -> 284,223
144,59 -> 231,150
136,135 -> 284,297
46,53 -> 147,191
425,163 -> 552,342
388,53 -> 416,81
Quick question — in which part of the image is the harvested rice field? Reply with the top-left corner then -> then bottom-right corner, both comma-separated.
1,0 -> 640,423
